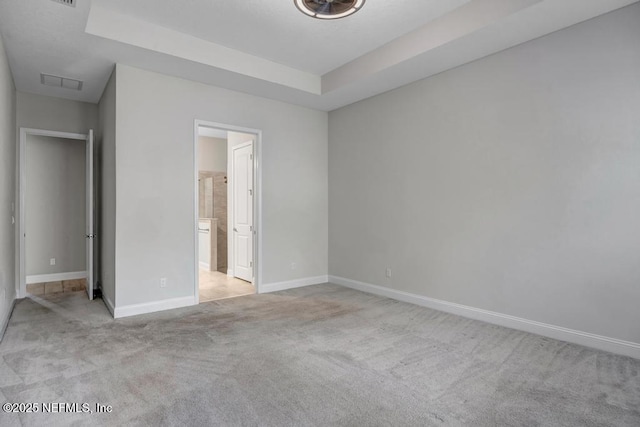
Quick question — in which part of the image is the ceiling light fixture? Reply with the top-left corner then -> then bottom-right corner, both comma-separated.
294,0 -> 366,20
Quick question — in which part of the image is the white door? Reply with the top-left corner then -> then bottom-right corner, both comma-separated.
232,141 -> 253,282
85,130 -> 94,300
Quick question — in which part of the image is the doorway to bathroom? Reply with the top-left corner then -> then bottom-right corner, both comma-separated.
195,121 -> 259,303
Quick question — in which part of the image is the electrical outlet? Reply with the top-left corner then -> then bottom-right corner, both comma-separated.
160,278 -> 167,288
291,262 -> 296,270
385,268 -> 392,278
50,258 -> 56,266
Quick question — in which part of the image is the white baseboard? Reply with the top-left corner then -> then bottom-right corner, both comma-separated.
0,299 -> 17,342
227,269 -> 233,277
261,275 -> 329,294
113,296 -> 196,319
329,275 -> 640,360
199,262 -> 210,270
26,271 -> 87,284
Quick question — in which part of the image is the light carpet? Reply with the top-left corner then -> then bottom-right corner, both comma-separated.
0,284 -> 638,426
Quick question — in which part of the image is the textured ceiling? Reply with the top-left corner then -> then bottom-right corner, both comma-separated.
0,0 -> 637,111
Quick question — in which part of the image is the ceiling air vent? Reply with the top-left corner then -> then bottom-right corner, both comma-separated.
41,73 -> 83,91
51,0 -> 75,7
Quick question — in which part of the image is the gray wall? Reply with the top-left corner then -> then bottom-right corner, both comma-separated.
25,135 -> 85,276
98,69 -> 116,308
114,64 -> 328,307
198,136 -> 227,172
17,91 -> 98,134
328,4 -> 640,343
0,34 -> 16,336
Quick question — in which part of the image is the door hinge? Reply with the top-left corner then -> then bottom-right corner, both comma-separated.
250,261 -> 253,267
249,189 -> 253,196
250,154 -> 253,160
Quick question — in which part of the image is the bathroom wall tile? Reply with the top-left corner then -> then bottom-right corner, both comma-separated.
213,172 -> 228,271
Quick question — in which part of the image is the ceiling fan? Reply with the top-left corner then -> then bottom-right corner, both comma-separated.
294,0 -> 366,20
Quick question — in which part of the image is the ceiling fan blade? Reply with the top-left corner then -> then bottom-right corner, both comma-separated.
316,3 -> 332,14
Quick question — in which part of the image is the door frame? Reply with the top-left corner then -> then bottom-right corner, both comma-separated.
16,128 -> 91,299
193,120 -> 262,304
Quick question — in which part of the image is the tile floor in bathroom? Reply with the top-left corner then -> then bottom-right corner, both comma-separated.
199,269 -> 254,302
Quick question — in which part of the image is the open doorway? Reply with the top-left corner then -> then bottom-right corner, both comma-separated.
195,122 -> 259,303
17,128 -> 95,301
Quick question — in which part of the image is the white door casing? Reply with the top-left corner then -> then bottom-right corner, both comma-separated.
17,128 -> 92,299
232,141 -> 254,282
193,120 -> 262,304
85,130 -> 94,300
